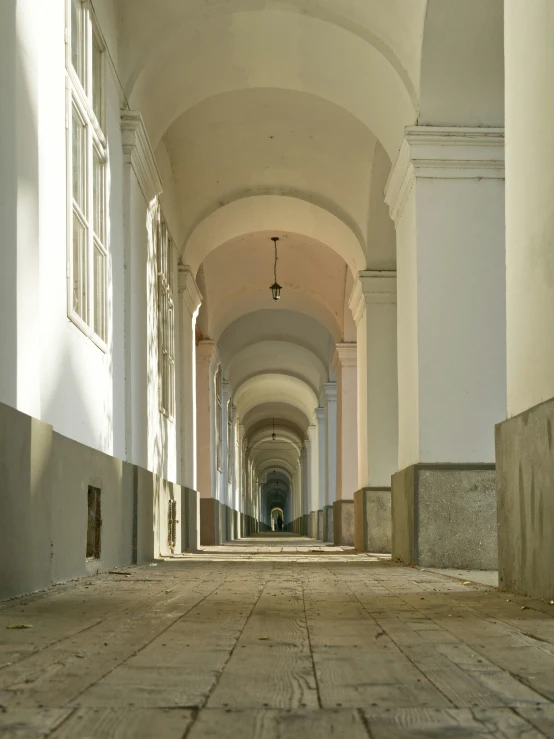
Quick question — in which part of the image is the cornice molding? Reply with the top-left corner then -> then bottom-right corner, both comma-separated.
315,407 -> 325,422
121,110 -> 163,204
385,126 -> 505,225
349,270 -> 397,325
332,343 -> 357,374
323,382 -> 338,402
178,264 -> 203,317
196,339 -> 220,371
221,379 -> 232,403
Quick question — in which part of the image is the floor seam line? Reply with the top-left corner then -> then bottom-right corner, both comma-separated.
64,578 -> 226,706
301,579 -> 323,709
342,573 -> 459,708
201,565 -> 270,708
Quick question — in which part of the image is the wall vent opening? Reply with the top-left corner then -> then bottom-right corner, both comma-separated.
87,486 -> 101,560
168,499 -> 177,550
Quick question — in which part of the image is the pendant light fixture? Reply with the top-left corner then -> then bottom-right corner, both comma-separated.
270,236 -> 282,301
271,418 -> 277,441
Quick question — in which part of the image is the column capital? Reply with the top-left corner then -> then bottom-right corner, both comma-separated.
323,382 -> 337,403
121,110 -> 163,203
349,270 -> 397,324
315,407 -> 325,422
221,379 -> 232,403
332,343 -> 357,374
385,126 -> 505,225
196,339 -> 220,371
178,265 -> 202,316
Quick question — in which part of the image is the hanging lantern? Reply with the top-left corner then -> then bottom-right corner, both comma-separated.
271,418 -> 277,441
270,237 -> 282,301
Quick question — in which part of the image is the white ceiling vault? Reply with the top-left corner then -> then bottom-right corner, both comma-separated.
114,0 -> 504,486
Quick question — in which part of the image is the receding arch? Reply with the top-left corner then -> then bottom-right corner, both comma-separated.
228,342 -> 327,400
185,196 -> 366,276
234,374 -> 318,425
210,288 -> 343,345
243,402 -> 314,436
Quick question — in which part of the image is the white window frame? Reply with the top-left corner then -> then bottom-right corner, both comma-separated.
65,0 -> 108,350
154,208 -> 176,421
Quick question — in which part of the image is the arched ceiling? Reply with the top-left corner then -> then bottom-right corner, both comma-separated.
227,341 -> 327,398
164,89 -> 375,254
243,403 -> 311,436
234,374 -> 318,425
198,232 -> 349,342
119,0 -> 427,104
217,310 -> 335,373
121,3 -> 420,158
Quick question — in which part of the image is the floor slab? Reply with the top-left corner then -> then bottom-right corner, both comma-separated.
0,535 -> 553,737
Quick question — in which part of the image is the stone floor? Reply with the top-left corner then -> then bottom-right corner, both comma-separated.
1,534 -> 554,738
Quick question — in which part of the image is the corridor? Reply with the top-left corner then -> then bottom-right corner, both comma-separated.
1,536 -> 554,738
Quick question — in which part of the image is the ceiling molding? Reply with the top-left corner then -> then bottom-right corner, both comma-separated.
385,126 -> 505,225
121,110 -> 163,203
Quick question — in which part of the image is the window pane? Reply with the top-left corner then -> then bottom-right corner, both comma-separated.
93,148 -> 105,240
168,301 -> 174,361
94,244 -> 106,341
71,0 -> 85,85
92,32 -> 103,125
72,212 -> 87,320
72,107 -> 86,212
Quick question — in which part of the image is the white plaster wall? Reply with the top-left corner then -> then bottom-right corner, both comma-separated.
416,178 -> 506,462
505,1 -> 554,416
0,0 -> 41,418
0,0 -> 17,410
35,0 -> 123,457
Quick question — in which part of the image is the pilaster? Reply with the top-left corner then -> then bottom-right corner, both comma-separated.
332,344 -> 358,500
322,382 -> 337,507
315,407 -> 326,510
196,340 -> 220,501
177,265 -> 202,490
349,271 -> 398,489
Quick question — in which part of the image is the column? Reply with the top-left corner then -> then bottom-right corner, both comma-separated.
230,406 -> 239,538
196,339 -> 221,545
307,423 -> 318,538
315,407 -> 326,540
385,126 -> 505,568
331,343 -> 358,545
322,382 -> 337,541
177,265 -> 202,552
300,444 -> 308,535
221,379 -> 231,540
496,2 -> 554,599
349,271 -> 397,552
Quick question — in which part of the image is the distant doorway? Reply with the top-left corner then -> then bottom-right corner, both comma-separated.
270,507 -> 284,532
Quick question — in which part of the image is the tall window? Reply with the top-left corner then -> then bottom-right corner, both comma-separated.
154,209 -> 175,419
215,368 -> 223,472
227,404 -> 233,484
66,0 -> 108,346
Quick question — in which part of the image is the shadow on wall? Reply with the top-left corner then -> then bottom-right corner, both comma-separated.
0,399 -> 186,602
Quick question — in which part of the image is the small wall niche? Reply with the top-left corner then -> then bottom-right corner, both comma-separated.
86,486 -> 101,560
